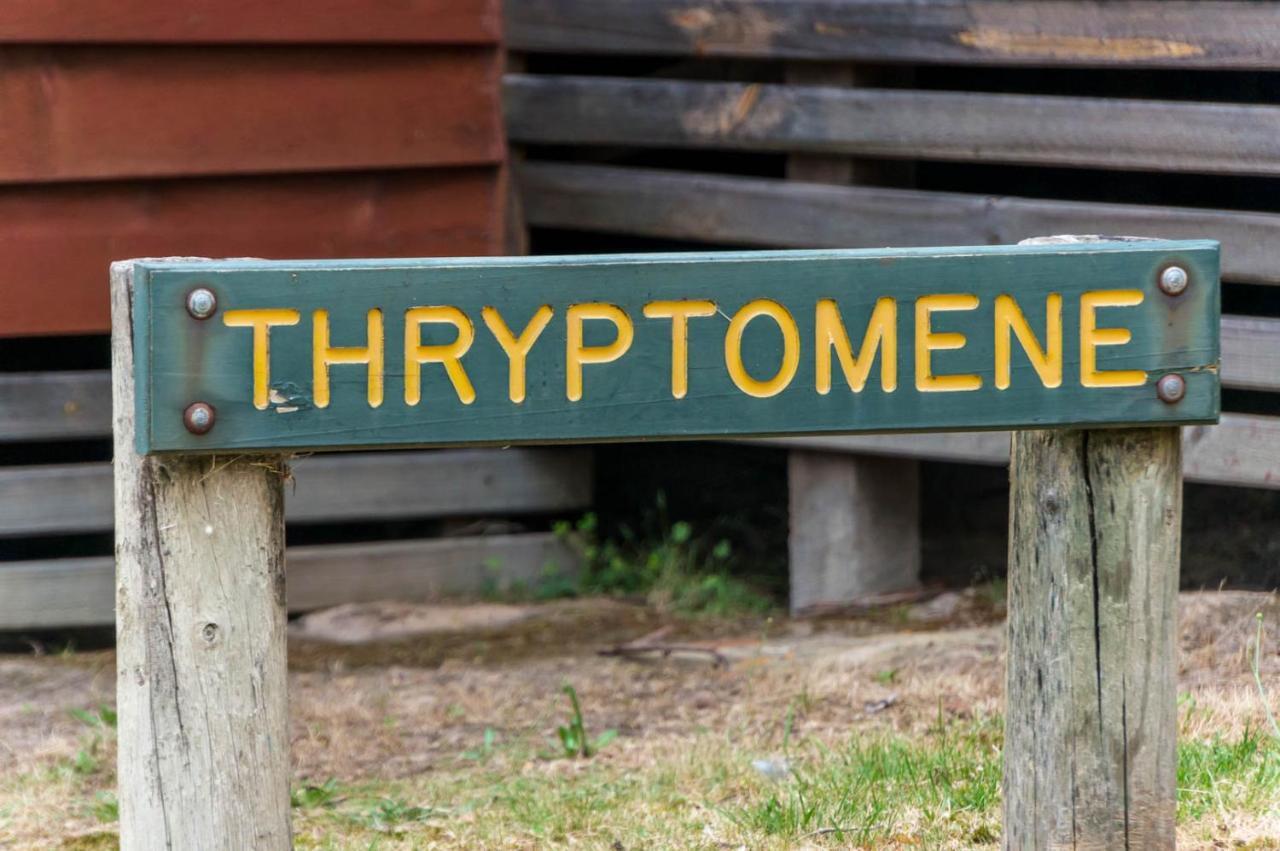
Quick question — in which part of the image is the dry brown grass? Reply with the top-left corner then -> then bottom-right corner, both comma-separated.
2,591 -> 1278,849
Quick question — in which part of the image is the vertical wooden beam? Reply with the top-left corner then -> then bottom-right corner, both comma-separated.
1005,428 -> 1180,848
112,261 -> 291,850
788,450 -> 921,611
785,62 -> 920,613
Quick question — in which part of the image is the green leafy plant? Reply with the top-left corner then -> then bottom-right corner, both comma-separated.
556,494 -> 774,616
66,704 -> 117,777
292,779 -> 343,809
551,684 -> 616,759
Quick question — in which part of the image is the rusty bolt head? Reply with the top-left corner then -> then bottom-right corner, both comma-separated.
186,287 -> 217,319
1156,374 -> 1186,404
1158,265 -> 1189,296
183,402 -> 216,434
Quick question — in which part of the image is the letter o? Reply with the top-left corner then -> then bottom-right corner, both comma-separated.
724,299 -> 800,398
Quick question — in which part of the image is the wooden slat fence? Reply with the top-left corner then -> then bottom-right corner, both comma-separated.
503,0 -> 1280,610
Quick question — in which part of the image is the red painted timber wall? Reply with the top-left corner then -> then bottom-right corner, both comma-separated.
0,2 -> 506,336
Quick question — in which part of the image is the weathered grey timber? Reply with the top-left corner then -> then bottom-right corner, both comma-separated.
788,451 -> 920,613
1005,427 -> 1180,847
506,0 -> 1280,69
0,532 -> 579,629
0,448 -> 591,536
506,75 -> 1280,176
519,162 -> 1280,285
755,412 -> 1280,491
112,261 -> 290,850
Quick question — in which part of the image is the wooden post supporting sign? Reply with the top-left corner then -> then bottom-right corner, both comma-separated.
112,262 -> 291,850
112,239 -> 1217,848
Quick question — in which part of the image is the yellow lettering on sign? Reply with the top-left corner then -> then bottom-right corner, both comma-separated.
222,308 -> 301,409
565,303 -> 634,401
483,305 -> 553,404
724,299 -> 799,398
405,306 -> 476,405
643,300 -> 717,399
915,294 -> 981,392
815,298 -> 897,394
994,294 -> 1062,390
312,309 -> 384,408
1080,290 -> 1146,387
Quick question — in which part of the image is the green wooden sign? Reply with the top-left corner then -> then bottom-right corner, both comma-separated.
131,241 -> 1219,454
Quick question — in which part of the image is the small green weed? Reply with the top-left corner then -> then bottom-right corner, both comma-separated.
89,791 -> 118,824
65,704 -> 117,777
352,797 -> 438,832
556,495 -> 774,616
292,779 -> 343,810
550,684 -> 616,759
461,727 -> 498,762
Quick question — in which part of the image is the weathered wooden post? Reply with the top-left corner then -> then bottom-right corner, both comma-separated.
1002,236 -> 1192,848
112,261 -> 291,850
1005,428 -> 1180,847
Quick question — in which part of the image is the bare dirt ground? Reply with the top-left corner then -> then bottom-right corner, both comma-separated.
3,589 -> 1278,849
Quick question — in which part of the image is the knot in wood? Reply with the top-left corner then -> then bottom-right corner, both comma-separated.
201,622 -> 220,644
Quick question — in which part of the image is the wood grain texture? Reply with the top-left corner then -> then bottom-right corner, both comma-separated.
507,74 -> 1280,176
788,451 -> 919,613
0,533 -> 580,629
751,413 -> 1280,489
112,261 -> 290,850
0,47 -> 502,183
0,168 -> 504,337
520,162 -> 1280,285
507,0 -> 1280,69
1005,428 -> 1179,847
0,448 -> 592,536
131,244 -> 1219,454
0,0 -> 500,43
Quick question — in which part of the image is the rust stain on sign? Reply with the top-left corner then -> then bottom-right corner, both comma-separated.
956,28 -> 1205,61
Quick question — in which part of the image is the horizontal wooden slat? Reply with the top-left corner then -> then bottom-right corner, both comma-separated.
507,74 -> 1280,176
0,371 -> 112,440
0,0 -> 500,44
2,315 -> 1276,440
1220,316 -> 1280,393
0,532 -> 578,629
0,167 -> 504,337
507,0 -> 1280,69
0,448 -> 592,536
750,414 -> 1280,490
520,162 -> 1280,285
0,47 -> 501,183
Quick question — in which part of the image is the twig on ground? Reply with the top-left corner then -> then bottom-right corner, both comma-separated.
599,627 -> 730,668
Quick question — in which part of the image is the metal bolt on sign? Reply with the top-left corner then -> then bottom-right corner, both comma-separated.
186,287 -> 218,319
1156,373 -> 1187,403
1159,265 -> 1189,296
183,401 -> 216,434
